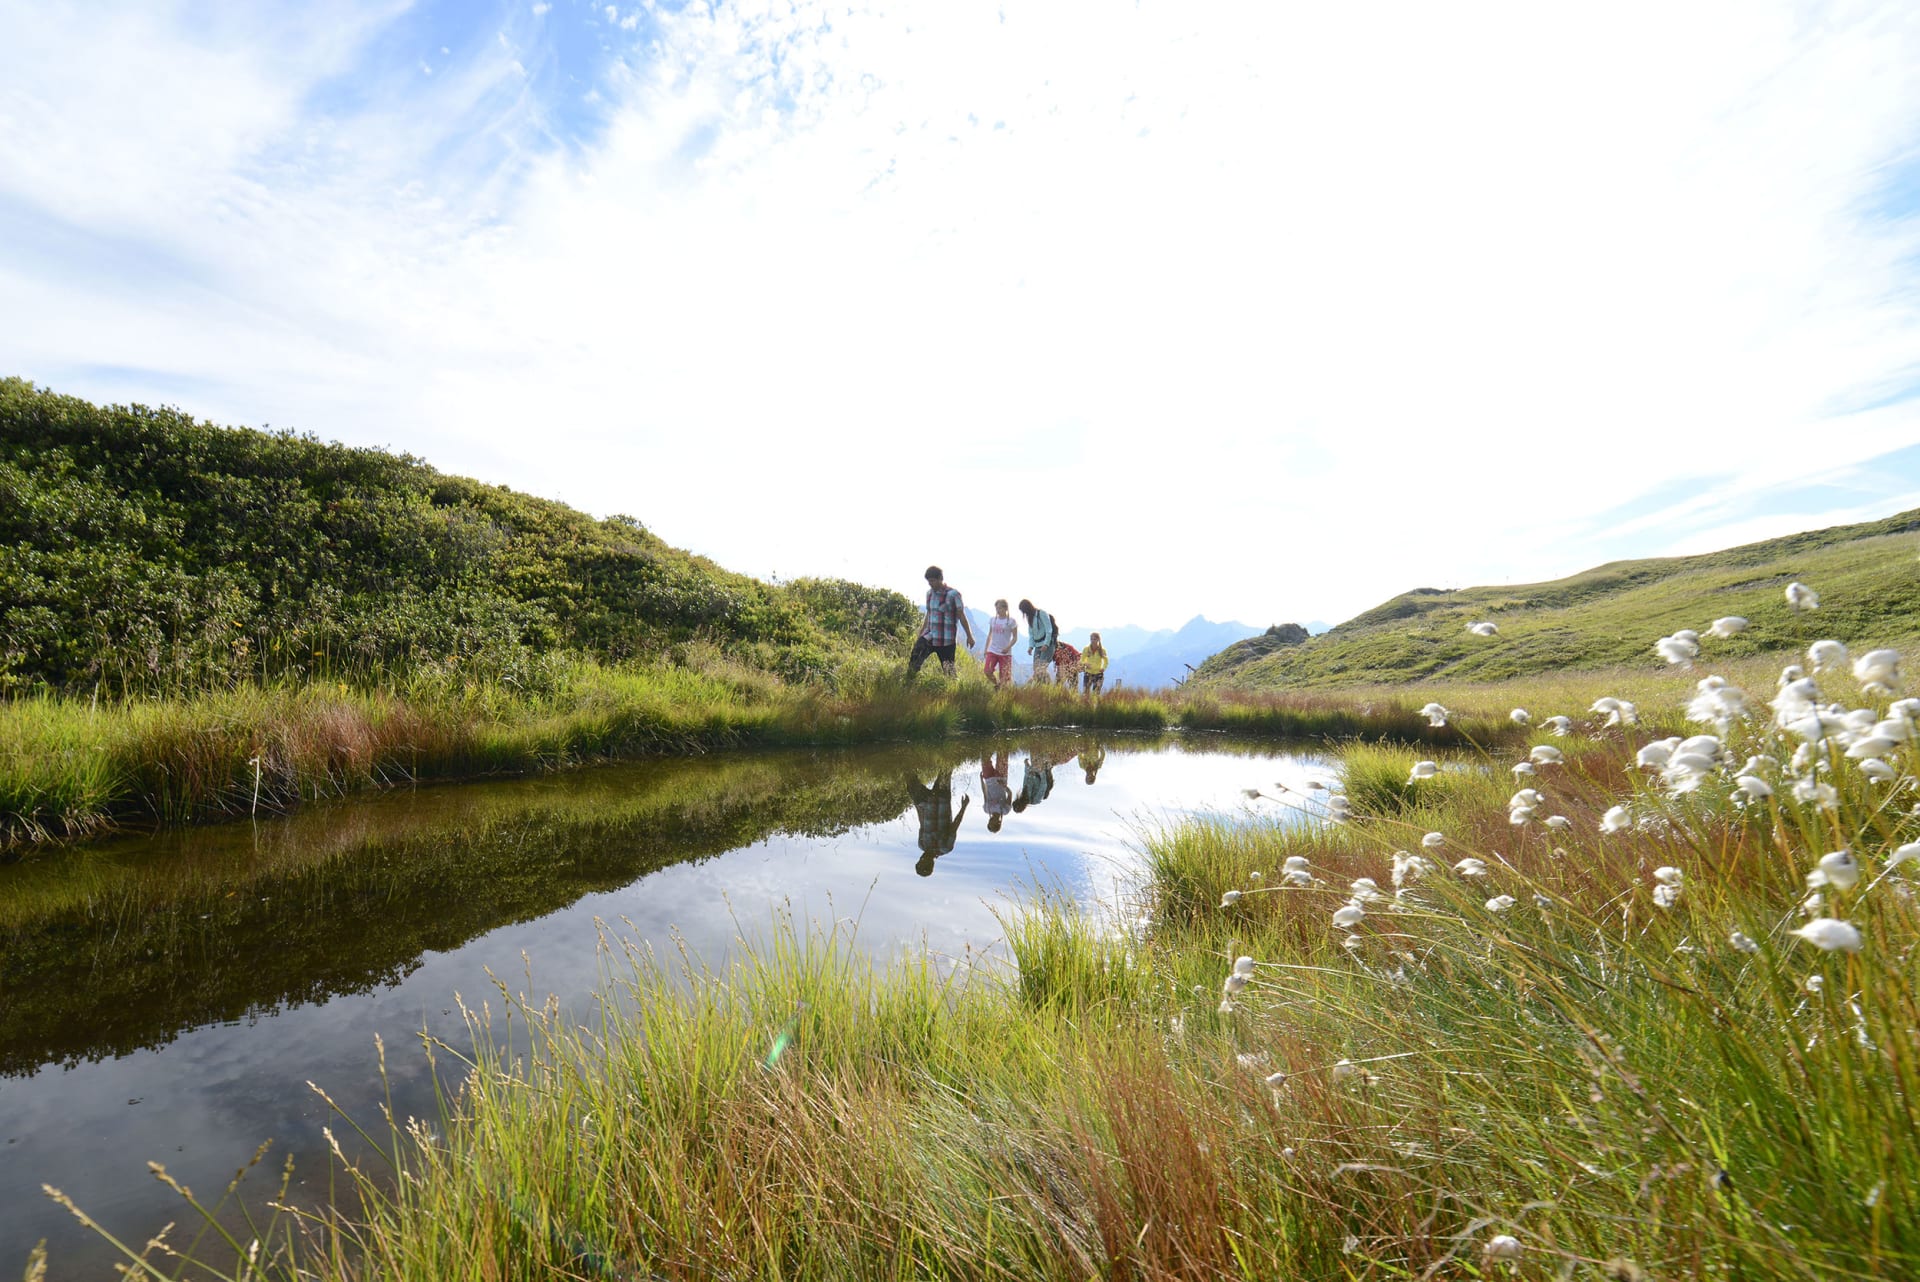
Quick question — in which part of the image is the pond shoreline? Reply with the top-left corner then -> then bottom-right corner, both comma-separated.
2,673 -> 1483,858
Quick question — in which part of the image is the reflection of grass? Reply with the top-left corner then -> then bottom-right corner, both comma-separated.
83,655 -> 1920,1280
3,662 -> 1489,852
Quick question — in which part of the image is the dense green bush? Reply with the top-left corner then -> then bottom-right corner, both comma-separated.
0,379 -> 916,694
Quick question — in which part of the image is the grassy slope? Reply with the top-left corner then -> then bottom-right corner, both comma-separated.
1197,507 -> 1920,689
0,377 -> 916,694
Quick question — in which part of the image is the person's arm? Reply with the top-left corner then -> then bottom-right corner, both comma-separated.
957,593 -> 975,648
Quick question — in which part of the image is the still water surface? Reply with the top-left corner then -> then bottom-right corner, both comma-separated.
1,731 -> 1335,1274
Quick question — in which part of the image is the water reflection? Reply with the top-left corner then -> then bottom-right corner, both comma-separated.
0,730 -> 1329,1273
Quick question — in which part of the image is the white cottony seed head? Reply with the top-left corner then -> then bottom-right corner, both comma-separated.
1510,707 -> 1531,725
1485,894 -> 1516,913
1233,956 -> 1256,975
1730,930 -> 1760,954
1709,616 -> 1749,637
1332,904 -> 1366,929
1422,832 -> 1445,848
1815,849 -> 1860,892
1219,890 -> 1242,908
1408,760 -> 1439,782
1793,918 -> 1863,952
1785,582 -> 1819,611
1484,1234 -> 1523,1261
1600,805 -> 1631,833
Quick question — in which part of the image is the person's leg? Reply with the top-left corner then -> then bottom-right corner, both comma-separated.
936,642 -> 957,677
1091,672 -> 1104,694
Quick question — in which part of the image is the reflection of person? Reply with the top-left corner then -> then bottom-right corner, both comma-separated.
1080,633 -> 1109,694
1012,751 -> 1056,813
908,566 -> 975,679
981,750 -> 1012,832
1018,599 -> 1056,685
905,768 -> 969,875
981,600 -> 1018,687
1079,742 -> 1106,784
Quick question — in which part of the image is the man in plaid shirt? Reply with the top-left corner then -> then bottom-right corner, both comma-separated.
907,564 -> 976,678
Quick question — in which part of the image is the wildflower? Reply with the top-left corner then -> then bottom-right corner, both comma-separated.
1485,1234 -> 1523,1261
1282,856 -> 1312,886
1808,639 -> 1849,673
1853,648 -> 1901,690
1858,758 -> 1896,783
1218,999 -> 1235,1014
1247,870 -> 1263,883
1653,883 -> 1681,909
1508,806 -> 1534,826
1873,717 -> 1912,742
1341,933 -> 1363,952
1636,738 -> 1681,769
1654,866 -> 1683,886
1261,1070 -> 1288,1089
1779,662 -> 1806,686
1327,794 -> 1351,812
1391,851 -> 1429,887
1806,974 -> 1825,994
1544,815 -> 1571,830
1730,930 -> 1760,954
1350,877 -> 1386,903
1785,582 -> 1819,611
1408,760 -> 1439,782
1888,841 -> 1920,867
1792,779 -> 1838,809
1591,696 -> 1638,726
1454,857 -> 1488,876
1223,973 -> 1250,995
1233,956 -> 1257,975
1772,677 -> 1823,729
1467,621 -> 1498,637
1533,892 -> 1553,910
1686,679 -> 1750,730
1511,761 -> 1536,776
1510,788 -> 1543,810
1709,616 -> 1749,637
1420,702 -> 1450,727
1332,904 -> 1366,929
1655,633 -> 1699,666
1734,774 -> 1774,799
1510,707 -> 1531,726
1792,918 -> 1863,952
1220,890 -> 1242,908
1486,894 -> 1516,913
1529,744 -> 1564,765
1845,735 -> 1899,760
1600,804 -> 1631,833
1422,832 -> 1445,848
1542,715 -> 1573,735
1330,1058 -> 1361,1084
1811,849 -> 1859,892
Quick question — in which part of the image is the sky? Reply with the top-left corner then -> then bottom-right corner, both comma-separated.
4,0 -> 1919,631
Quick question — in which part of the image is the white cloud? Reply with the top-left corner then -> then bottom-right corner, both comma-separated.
4,0 -> 1919,628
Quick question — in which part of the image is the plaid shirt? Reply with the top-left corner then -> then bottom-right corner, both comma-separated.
922,584 -> 966,645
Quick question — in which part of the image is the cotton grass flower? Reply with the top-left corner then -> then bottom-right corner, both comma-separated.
1653,866 -> 1683,886
1786,582 -> 1820,611
1223,972 -> 1250,995
1510,707 -> 1531,726
1332,904 -> 1366,929
1793,918 -> 1863,952
1590,696 -> 1638,726
1709,616 -> 1749,637
1730,930 -> 1760,954
1408,760 -> 1439,782
1793,779 -> 1838,809
1655,633 -> 1699,666
1734,774 -> 1774,799
1233,956 -> 1257,976
1454,857 -> 1487,877
1419,702 -> 1450,727
1219,890 -> 1242,908
1544,815 -> 1571,830
1421,832 -> 1445,848
1600,804 -> 1631,833
1889,841 -> 1920,867
1636,738 -> 1681,769
1529,744 -> 1564,765
1810,849 -> 1859,892
1510,760 -> 1536,776
1853,648 -> 1901,690
1858,758 -> 1896,783
1653,883 -> 1681,909
1541,715 -> 1573,735
1687,678 -> 1750,731
1808,639 -> 1849,673
1467,620 -> 1498,637
1486,894 -> 1516,913
1484,1234 -> 1523,1261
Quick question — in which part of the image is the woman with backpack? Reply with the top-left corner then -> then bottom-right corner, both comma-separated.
1017,599 -> 1056,685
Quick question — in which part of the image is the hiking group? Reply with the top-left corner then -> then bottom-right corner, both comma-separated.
906,565 -> 1108,692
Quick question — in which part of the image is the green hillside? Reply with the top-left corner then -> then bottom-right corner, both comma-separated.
0,379 -> 914,696
1197,508 -> 1920,689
